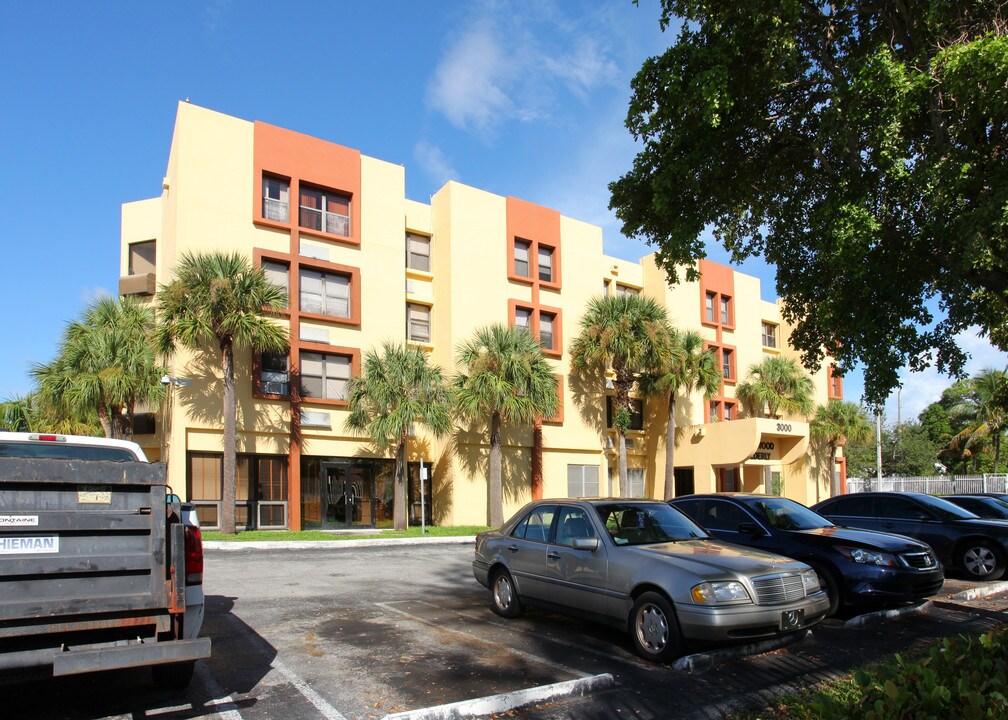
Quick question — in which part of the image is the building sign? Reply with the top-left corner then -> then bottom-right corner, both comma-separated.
750,441 -> 778,462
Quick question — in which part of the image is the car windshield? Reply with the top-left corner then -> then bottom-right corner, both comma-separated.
596,503 -> 708,546
915,494 -> 980,520
745,497 -> 832,531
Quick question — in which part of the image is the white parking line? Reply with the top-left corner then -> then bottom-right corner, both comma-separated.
222,613 -> 350,720
194,662 -> 244,720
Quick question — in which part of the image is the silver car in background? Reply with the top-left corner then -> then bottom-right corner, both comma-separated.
473,499 -> 830,662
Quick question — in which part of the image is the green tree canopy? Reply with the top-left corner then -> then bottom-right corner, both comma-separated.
949,368 -> 1008,472
345,342 -> 453,531
736,356 -> 815,420
454,324 -> 558,527
811,399 -> 874,497
612,2 -> 1008,403
570,294 -> 672,494
156,252 -> 288,535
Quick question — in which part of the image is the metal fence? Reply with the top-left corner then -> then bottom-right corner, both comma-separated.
847,474 -> 1008,495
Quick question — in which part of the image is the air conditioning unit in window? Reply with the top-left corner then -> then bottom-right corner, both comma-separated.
262,381 -> 289,395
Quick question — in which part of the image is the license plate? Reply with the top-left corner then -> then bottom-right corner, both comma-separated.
780,608 -> 804,631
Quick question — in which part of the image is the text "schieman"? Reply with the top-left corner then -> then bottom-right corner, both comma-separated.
0,536 -> 59,554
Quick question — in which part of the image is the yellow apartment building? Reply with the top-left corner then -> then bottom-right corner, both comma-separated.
119,102 -> 845,531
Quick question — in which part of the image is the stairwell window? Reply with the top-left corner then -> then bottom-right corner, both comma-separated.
407,303 -> 431,343
406,233 -> 431,272
262,176 -> 290,222
299,184 -> 350,236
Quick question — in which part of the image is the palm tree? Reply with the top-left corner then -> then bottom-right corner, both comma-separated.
640,329 -> 720,500
156,252 -> 288,535
811,400 -> 873,500
454,324 -> 558,527
570,294 -> 671,494
32,296 -> 166,439
736,356 -> 815,420
949,368 -> 1008,473
345,342 -> 453,531
0,394 -> 37,432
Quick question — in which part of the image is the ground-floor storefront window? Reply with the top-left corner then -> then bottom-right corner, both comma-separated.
187,451 -> 289,530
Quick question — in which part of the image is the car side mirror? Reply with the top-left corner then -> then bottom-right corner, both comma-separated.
572,537 -> 600,551
737,522 -> 766,537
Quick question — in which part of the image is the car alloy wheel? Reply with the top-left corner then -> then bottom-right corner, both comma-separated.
629,591 -> 682,662
490,570 -> 523,618
962,542 -> 1003,579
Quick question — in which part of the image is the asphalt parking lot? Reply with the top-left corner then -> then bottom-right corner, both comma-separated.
3,542 -> 1008,720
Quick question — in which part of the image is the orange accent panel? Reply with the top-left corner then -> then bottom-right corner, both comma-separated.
253,121 -> 362,247
506,196 -> 562,290
698,258 -> 736,330
827,365 -> 844,400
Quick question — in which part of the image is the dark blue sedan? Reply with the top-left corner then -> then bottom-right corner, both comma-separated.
671,494 -> 944,616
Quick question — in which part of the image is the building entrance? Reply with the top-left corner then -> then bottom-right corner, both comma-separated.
303,458 -> 395,529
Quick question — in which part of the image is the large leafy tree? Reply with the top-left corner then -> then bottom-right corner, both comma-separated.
640,329 -> 720,500
570,294 -> 672,494
612,2 -> 1008,403
156,252 -> 288,535
949,368 -> 1008,473
736,356 -> 815,420
32,296 -> 165,438
345,342 -> 453,531
454,324 -> 558,527
811,399 -> 874,498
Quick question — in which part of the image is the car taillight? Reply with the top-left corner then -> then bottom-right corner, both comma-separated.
184,524 -> 204,585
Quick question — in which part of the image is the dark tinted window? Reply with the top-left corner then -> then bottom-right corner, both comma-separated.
672,499 -> 704,524
747,498 -> 831,530
912,494 -> 979,520
511,505 -> 556,543
821,495 -> 875,517
0,442 -> 138,461
702,500 -> 751,531
878,496 -> 932,520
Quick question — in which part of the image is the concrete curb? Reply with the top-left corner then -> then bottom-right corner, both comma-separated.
378,673 -> 614,720
203,535 -> 476,551
671,630 -> 812,674
835,600 -> 932,628
950,580 -> 1008,602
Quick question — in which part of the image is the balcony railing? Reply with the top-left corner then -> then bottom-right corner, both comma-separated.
300,206 -> 350,236
263,197 -> 289,222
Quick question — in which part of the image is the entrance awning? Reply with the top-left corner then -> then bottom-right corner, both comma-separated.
675,418 -> 809,468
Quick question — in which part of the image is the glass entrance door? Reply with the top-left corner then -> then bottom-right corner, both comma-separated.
321,462 -> 373,528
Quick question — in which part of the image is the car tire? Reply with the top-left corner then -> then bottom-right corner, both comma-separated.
629,591 -> 683,663
959,540 -> 1006,581
490,569 -> 523,618
810,564 -> 841,617
152,660 -> 195,690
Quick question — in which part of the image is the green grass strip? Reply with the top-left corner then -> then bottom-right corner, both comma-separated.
203,525 -> 489,542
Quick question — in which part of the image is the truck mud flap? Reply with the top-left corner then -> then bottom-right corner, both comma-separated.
52,637 -> 211,677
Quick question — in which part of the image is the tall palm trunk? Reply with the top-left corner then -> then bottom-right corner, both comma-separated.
221,341 -> 237,535
663,390 -> 677,500
489,411 -> 503,527
394,436 -> 407,531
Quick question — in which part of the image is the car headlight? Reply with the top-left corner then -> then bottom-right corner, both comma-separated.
801,569 -> 820,594
691,581 -> 752,605
839,546 -> 897,567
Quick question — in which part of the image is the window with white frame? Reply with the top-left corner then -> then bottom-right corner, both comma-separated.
567,464 -> 600,498
538,246 -> 554,282
260,352 -> 289,395
762,322 -> 778,348
539,312 -> 555,350
407,303 -> 431,343
406,233 -> 431,272
262,176 -> 289,222
626,467 -> 646,498
300,268 -> 350,318
514,240 -> 531,277
262,260 -> 289,308
722,348 -> 733,379
705,291 -> 716,323
720,296 -> 731,325
515,307 -> 532,332
299,184 -> 350,236
300,352 -> 351,401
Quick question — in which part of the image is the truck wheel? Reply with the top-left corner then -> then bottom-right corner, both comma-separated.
152,660 -> 195,690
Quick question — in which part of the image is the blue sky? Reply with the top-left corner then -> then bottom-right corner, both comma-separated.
1,1 -> 1004,423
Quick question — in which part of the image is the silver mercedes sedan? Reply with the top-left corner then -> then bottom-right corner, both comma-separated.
473,499 -> 831,662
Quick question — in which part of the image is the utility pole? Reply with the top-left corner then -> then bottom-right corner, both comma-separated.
875,410 -> 883,491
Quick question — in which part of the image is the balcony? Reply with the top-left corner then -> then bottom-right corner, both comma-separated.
119,272 -> 156,296
300,206 -> 350,237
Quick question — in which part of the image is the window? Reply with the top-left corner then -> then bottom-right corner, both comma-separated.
300,268 -> 350,318
262,260 -> 289,308
538,246 -> 554,282
514,240 -> 531,278
515,307 -> 532,332
709,401 -> 719,421
299,184 -> 350,236
717,468 -> 739,492
263,176 -> 289,222
722,349 -> 733,379
539,312 -> 555,350
259,352 -> 289,395
511,505 -> 556,543
704,292 -> 716,323
406,233 -> 431,272
615,284 -> 640,296
626,467 -> 645,498
723,401 -> 736,421
720,296 -> 731,325
407,303 -> 431,343
555,506 -> 597,546
128,240 -> 156,275
567,465 -> 600,498
703,500 -> 750,532
762,322 -> 778,348
607,397 -> 644,431
879,496 -> 931,521
821,495 -> 875,518
300,352 -> 351,401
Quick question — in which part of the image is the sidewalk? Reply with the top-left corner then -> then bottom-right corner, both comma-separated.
203,534 -> 477,551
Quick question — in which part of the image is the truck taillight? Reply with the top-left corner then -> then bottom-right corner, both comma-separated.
184,524 -> 204,585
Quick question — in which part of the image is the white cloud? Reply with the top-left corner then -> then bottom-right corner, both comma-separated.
413,141 -> 459,189
80,286 -> 112,304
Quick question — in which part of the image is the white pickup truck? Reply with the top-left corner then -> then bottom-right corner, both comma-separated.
0,432 -> 210,688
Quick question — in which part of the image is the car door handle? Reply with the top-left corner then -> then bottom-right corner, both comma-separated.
547,552 -> 561,560
507,544 -> 519,553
